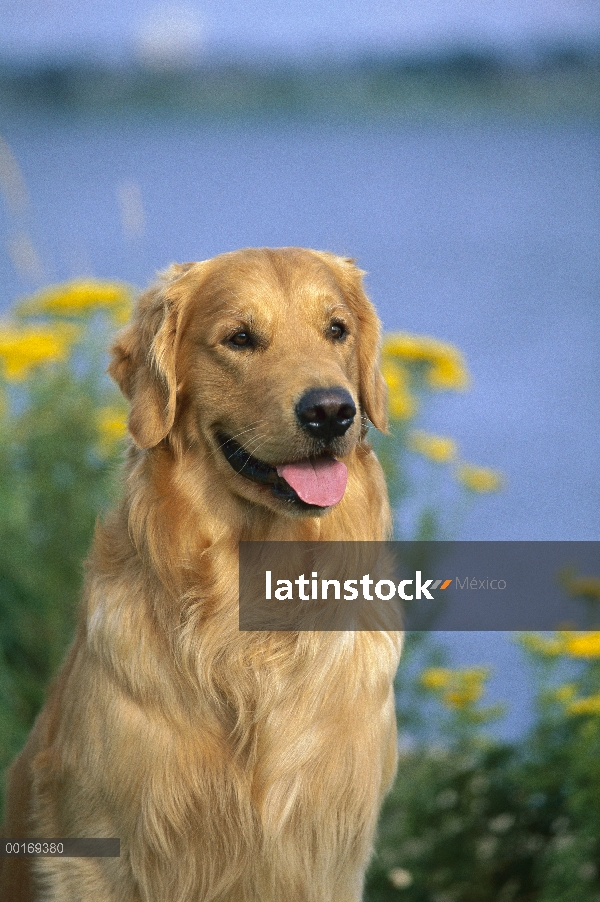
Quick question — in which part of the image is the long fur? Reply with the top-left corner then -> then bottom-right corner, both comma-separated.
0,247 -> 402,902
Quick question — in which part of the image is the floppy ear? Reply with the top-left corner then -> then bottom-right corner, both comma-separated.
359,335 -> 389,434
327,256 -> 389,434
108,281 -> 179,449
354,287 -> 389,434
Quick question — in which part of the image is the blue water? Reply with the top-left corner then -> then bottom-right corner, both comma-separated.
0,117 -> 598,739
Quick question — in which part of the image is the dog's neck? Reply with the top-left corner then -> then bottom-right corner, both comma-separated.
118,439 -> 391,573
87,438 -> 392,637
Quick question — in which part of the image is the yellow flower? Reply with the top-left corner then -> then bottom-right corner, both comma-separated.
421,667 -> 452,690
566,694 -> 600,716
381,359 -> 417,419
456,464 -> 503,494
382,333 -> 470,391
444,689 -> 479,709
0,322 -> 80,381
520,633 -> 564,657
422,666 -> 489,710
443,667 -> 488,709
407,429 -> 457,464
554,683 -> 577,703
96,405 -> 128,452
522,631 -> 600,659
564,574 -> 600,601
561,631 -> 600,659
17,279 -> 133,326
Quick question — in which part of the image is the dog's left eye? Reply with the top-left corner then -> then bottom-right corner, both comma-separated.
227,330 -> 253,348
329,322 -> 347,341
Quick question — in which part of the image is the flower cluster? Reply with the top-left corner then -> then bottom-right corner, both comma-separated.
16,279 -> 133,325
522,627 -> 600,722
421,665 -> 489,711
381,332 -> 503,497
96,405 -> 128,453
382,332 -> 469,396
455,463 -> 503,494
0,279 -> 129,454
522,630 -> 600,660
406,430 -> 457,464
0,322 -> 80,381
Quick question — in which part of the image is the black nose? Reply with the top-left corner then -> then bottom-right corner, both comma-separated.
295,388 -> 356,441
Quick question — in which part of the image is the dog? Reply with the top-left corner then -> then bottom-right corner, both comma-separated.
0,247 -> 402,902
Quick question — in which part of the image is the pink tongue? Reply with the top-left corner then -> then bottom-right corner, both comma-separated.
277,458 -> 348,507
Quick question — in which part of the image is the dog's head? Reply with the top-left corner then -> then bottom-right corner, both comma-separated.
109,247 -> 388,515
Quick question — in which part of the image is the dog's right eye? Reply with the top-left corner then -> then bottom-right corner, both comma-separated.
227,330 -> 252,348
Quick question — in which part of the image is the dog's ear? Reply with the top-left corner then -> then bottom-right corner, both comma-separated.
352,282 -> 389,435
109,281 -> 179,449
324,256 -> 389,434
359,326 -> 389,434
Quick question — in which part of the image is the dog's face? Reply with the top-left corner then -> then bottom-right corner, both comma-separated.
110,247 -> 388,516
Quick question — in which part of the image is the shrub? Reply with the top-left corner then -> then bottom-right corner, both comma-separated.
366,627 -> 600,901
0,281 -> 129,775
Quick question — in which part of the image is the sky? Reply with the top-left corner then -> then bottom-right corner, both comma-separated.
1,0 -> 599,65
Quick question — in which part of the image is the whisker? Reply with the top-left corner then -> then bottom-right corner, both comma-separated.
237,435 -> 271,475
243,435 -> 269,457
241,432 -> 270,456
230,421 -> 267,440
214,420 -> 267,453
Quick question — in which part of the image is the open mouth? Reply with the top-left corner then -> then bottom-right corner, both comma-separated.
217,434 -> 348,509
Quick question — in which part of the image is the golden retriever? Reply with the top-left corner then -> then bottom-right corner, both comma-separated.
0,247 -> 402,902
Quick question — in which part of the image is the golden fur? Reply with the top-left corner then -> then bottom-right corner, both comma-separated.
0,247 -> 402,902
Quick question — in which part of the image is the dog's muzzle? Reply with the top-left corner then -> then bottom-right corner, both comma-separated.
218,434 -> 348,508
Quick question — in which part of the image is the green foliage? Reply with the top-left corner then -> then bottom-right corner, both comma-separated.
366,634 -> 600,900
367,726 -> 600,901
0,296 -> 126,787
0,370 -> 123,770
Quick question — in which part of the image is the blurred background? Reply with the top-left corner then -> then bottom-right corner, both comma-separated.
0,0 -> 597,545
0,3 -> 599,898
